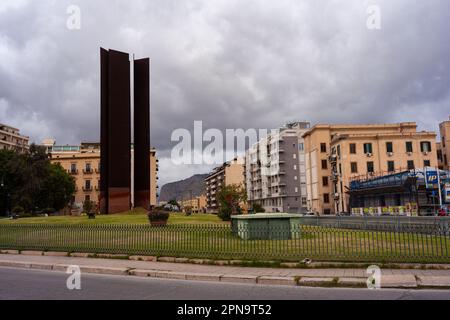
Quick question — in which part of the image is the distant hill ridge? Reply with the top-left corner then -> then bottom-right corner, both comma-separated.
158,174 -> 208,202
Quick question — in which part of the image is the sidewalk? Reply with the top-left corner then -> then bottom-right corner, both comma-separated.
1,252 -> 450,289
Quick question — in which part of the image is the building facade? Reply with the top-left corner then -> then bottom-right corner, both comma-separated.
0,123 -> 29,153
205,158 -> 245,213
438,117 -> 450,170
349,169 -> 450,216
303,122 -> 437,215
44,140 -> 158,213
180,195 -> 207,214
244,122 -> 310,213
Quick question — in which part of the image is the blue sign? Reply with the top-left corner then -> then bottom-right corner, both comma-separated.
425,169 -> 438,189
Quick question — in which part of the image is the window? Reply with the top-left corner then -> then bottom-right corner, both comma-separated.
323,193 -> 330,204
322,176 -> 329,187
295,187 -> 298,193
85,180 -> 91,190
363,143 -> 373,154
298,143 -> 304,151
293,153 -> 297,159
301,197 -> 307,206
339,164 -> 342,175
442,138 -> 445,148
85,195 -> 91,202
70,163 -> 77,173
293,165 -> 297,170
420,141 -> 432,153
407,160 -> 415,170
386,142 -> 393,153
367,161 -> 374,173
321,159 -> 328,170
85,163 -> 91,173
351,162 -> 358,174
320,143 -> 327,153
387,161 -> 395,172
337,145 -> 341,158
424,160 -> 431,167
324,209 -> 331,215
350,143 -> 356,154
294,176 -> 298,180
406,141 -> 413,153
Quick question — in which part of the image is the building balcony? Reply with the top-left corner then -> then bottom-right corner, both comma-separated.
95,168 -> 100,174
82,186 -> 93,192
83,169 -> 94,174
69,169 -> 78,175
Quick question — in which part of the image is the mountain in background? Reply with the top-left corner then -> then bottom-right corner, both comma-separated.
158,174 -> 208,202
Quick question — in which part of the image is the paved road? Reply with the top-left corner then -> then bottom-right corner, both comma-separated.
1,267 -> 449,300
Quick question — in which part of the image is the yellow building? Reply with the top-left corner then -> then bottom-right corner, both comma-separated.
205,158 -> 245,213
438,117 -> 450,170
180,195 -> 207,214
0,123 -> 29,153
44,140 -> 158,214
303,122 -> 437,215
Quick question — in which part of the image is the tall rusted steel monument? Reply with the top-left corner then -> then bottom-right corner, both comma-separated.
100,48 -> 150,214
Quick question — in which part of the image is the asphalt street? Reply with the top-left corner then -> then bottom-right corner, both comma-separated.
0,267 -> 449,300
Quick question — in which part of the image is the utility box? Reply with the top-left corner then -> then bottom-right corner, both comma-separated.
231,214 -> 302,240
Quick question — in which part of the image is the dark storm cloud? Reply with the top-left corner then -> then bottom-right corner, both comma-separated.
0,0 -> 449,186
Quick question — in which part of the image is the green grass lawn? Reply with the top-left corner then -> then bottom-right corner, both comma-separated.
0,209 -> 227,225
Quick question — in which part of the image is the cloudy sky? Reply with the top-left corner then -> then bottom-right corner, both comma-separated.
0,0 -> 449,188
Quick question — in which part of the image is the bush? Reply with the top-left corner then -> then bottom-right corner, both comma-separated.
12,206 -> 24,215
82,200 -> 95,214
218,207 -> 232,221
253,203 -> 265,213
184,206 -> 193,216
148,209 -> 170,222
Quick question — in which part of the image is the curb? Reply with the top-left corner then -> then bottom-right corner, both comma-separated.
2,259 -> 450,290
1,250 -> 449,270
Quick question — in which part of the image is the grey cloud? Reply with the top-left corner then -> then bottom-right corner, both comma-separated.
0,0 -> 449,186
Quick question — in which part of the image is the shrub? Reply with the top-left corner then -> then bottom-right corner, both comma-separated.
184,206 -> 193,216
218,207 -> 232,221
12,206 -> 24,215
253,203 -> 265,213
82,200 -> 95,214
148,209 -> 170,222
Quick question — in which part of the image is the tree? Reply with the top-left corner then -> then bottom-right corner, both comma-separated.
168,199 -> 180,207
216,184 -> 247,221
0,144 -> 76,216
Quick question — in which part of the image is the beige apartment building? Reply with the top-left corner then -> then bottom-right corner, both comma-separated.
43,140 -> 158,213
438,117 -> 450,170
205,158 -> 245,213
0,123 -> 29,153
303,122 -> 437,215
180,195 -> 207,214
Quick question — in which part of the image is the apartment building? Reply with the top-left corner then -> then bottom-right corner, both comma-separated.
244,122 -> 310,213
0,123 -> 29,153
205,158 -> 245,213
180,195 -> 207,214
438,117 -> 450,170
303,122 -> 437,215
44,140 -> 158,213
